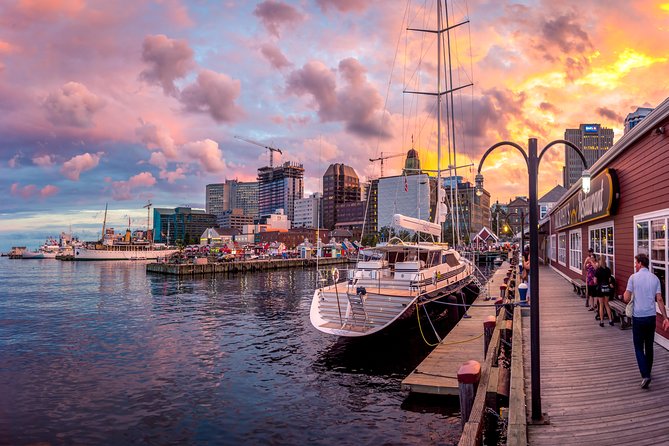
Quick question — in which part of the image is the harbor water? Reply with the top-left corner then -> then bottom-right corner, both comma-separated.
0,258 -> 489,445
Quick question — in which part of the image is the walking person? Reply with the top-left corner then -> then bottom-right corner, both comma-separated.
584,250 -> 597,311
623,253 -> 669,389
595,257 -> 614,327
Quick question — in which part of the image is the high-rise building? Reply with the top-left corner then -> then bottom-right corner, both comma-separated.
322,163 -> 361,230
206,180 -> 258,220
294,192 -> 322,228
563,124 -> 613,188
257,161 -> 304,223
218,208 -> 253,230
624,107 -> 654,134
442,177 -> 491,244
153,207 -> 217,244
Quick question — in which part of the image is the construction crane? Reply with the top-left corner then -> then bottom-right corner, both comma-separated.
143,200 -> 152,244
234,135 -> 283,168
369,152 -> 405,177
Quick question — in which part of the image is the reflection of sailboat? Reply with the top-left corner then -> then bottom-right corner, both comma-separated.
310,1 -> 476,337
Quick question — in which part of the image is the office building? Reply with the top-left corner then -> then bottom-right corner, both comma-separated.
153,207 -> 217,245
322,163 -> 361,230
624,107 -> 654,134
294,192 -> 322,228
563,124 -> 613,188
257,162 -> 304,223
206,180 -> 258,220
218,208 -> 253,230
442,177 -> 491,244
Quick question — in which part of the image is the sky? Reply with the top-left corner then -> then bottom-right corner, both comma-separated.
1,0 -> 668,251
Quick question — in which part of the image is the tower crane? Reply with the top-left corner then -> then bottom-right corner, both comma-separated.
369,152 -> 405,177
234,135 -> 283,168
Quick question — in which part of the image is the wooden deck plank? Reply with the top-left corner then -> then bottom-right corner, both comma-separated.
401,263 -> 511,395
523,265 -> 669,446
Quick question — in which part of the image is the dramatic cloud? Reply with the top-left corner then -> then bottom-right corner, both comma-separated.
260,43 -> 292,70
286,58 -> 390,138
136,120 -> 177,158
112,172 -> 157,201
316,0 -> 370,13
140,34 -> 195,96
179,69 -> 244,123
40,185 -> 59,198
60,152 -> 103,181
597,107 -> 623,122
183,139 -> 225,173
253,0 -> 305,37
540,14 -> 592,54
159,166 -> 187,183
148,151 -> 168,169
10,183 -> 37,199
32,154 -> 55,167
44,82 -> 105,128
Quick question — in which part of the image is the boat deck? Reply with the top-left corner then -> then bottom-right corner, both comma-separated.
401,263 -> 508,395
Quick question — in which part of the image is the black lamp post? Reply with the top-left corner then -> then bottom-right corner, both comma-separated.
475,138 -> 589,421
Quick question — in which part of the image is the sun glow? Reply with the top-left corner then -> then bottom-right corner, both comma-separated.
577,49 -> 668,89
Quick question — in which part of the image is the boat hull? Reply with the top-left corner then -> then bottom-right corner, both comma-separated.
74,247 -> 179,261
22,251 -> 57,259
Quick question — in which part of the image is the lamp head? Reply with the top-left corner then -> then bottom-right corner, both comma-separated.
475,173 -> 484,197
581,170 -> 591,194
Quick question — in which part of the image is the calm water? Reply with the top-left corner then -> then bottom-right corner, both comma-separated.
0,258 -> 467,445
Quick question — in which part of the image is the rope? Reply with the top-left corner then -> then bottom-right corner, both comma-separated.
439,332 -> 484,346
416,303 -> 439,347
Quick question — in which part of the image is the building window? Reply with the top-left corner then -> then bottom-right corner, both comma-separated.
550,234 -> 556,262
635,212 -> 668,308
540,205 -> 548,219
558,233 -> 566,266
589,223 -> 614,274
569,229 -> 582,273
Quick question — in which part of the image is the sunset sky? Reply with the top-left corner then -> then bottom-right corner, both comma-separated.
1,0 -> 668,250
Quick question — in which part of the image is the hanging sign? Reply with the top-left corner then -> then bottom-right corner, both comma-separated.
552,168 -> 619,230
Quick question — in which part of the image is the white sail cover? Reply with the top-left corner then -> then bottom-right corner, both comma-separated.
392,214 -> 441,239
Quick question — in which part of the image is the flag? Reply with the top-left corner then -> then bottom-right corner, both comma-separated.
404,174 -> 408,192
341,242 -> 348,251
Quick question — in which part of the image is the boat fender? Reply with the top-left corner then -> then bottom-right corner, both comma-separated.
332,267 -> 339,282
356,286 -> 367,296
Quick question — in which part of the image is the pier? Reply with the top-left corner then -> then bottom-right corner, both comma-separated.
401,262 -> 512,395
146,256 -> 352,276
522,266 -> 669,445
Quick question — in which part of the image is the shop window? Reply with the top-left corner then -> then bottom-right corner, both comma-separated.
569,230 -> 582,272
558,233 -> 566,266
550,234 -> 556,262
636,214 -> 668,307
589,224 -> 614,273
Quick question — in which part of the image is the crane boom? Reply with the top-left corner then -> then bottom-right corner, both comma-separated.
368,152 -> 405,177
234,135 -> 283,167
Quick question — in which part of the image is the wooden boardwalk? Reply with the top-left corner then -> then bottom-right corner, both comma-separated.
524,266 -> 669,445
401,263 -> 509,395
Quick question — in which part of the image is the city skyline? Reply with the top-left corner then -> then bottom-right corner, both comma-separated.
2,0 -> 668,250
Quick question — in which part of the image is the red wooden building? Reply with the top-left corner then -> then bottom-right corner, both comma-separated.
544,97 -> 669,349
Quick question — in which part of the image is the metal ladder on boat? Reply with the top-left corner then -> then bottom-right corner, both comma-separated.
470,265 -> 491,300
346,288 -> 369,326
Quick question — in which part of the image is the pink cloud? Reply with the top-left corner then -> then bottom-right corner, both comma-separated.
260,43 -> 292,70
286,58 -> 390,138
179,69 -> 245,123
140,34 -> 195,96
253,0 -> 305,37
10,182 -> 37,199
16,0 -> 85,18
136,119 -> 177,158
60,152 -> 103,180
8,154 -> 20,168
44,82 -> 105,128
40,184 -> 59,198
148,152 -> 168,169
159,166 -> 187,183
111,171 -> 157,201
183,139 -> 225,173
316,0 -> 370,13
32,154 -> 54,167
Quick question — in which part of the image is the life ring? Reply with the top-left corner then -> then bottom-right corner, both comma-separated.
332,267 -> 340,282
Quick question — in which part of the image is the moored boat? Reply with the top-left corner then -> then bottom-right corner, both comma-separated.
74,243 -> 179,261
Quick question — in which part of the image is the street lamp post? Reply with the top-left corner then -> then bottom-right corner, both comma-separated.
475,138 -> 588,422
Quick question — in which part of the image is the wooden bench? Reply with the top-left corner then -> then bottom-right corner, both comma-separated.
570,278 -> 586,296
608,296 -> 631,329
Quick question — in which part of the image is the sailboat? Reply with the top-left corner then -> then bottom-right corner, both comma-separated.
310,0 -> 476,337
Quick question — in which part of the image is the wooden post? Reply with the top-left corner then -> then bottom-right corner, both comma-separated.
483,315 -> 496,358
458,360 -> 481,429
499,284 -> 507,299
495,298 -> 504,316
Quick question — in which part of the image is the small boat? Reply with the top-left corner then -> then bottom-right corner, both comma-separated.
310,214 -> 475,337
22,240 -> 60,259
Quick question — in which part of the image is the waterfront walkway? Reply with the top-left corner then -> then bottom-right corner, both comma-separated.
524,266 -> 669,445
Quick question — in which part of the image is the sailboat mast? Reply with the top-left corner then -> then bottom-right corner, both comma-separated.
101,203 -> 108,243
437,0 -> 442,218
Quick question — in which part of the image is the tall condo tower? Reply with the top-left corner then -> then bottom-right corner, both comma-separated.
563,124 -> 613,188
257,162 -> 304,223
322,163 -> 361,230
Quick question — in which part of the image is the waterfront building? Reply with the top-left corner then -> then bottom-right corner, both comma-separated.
563,124 -> 613,188
624,107 -> 654,134
217,208 -> 253,231
322,163 -> 361,230
294,192 -> 322,228
153,207 -> 217,245
544,99 -> 669,349
334,200 -> 368,241
538,185 -> 567,219
490,201 -> 509,238
442,176 -> 491,244
258,162 -> 304,223
257,228 -> 329,249
206,180 -> 259,221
